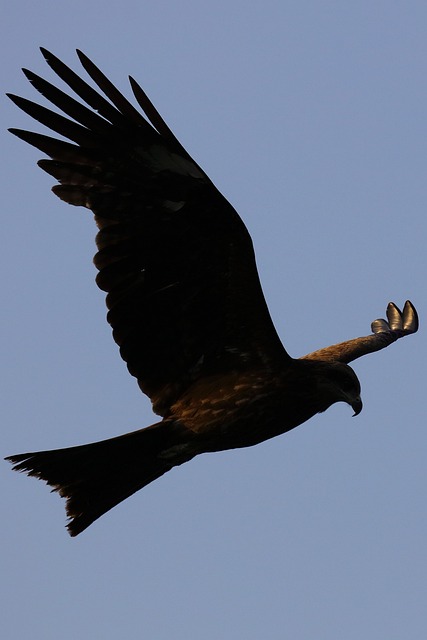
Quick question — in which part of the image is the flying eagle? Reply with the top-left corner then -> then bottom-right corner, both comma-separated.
6,49 -> 418,536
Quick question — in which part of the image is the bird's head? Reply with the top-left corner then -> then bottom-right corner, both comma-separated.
312,361 -> 362,416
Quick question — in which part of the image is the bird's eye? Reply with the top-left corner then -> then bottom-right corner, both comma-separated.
328,369 -> 356,392
340,376 -> 355,392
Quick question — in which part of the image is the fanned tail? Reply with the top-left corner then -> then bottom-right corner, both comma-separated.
6,421 -> 185,536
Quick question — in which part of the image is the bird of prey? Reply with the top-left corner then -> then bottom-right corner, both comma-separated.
6,49 -> 418,536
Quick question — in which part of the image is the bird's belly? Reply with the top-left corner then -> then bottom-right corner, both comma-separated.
169,371 -> 318,453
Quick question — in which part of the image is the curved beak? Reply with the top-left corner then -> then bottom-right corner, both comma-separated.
351,396 -> 363,417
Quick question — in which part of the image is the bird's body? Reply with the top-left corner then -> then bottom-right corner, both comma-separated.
6,49 -> 418,536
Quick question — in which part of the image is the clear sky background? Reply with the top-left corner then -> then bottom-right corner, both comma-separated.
2,2 -> 425,639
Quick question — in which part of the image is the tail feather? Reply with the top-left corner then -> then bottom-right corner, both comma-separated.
6,421 -> 184,536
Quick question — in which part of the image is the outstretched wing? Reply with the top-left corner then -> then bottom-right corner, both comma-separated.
8,49 -> 290,416
302,301 -> 418,364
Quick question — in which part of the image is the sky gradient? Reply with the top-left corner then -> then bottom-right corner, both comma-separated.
2,2 -> 426,638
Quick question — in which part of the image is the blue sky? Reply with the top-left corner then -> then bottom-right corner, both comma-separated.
2,2 -> 426,638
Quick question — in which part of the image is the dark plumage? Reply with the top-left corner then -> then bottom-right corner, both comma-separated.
6,49 -> 418,536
